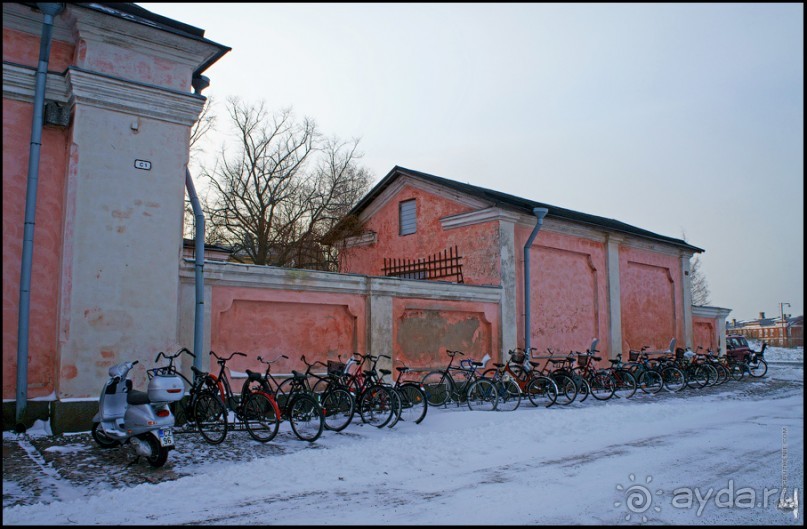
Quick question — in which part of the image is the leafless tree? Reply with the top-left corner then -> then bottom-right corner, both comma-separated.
201,97 -> 370,269
690,254 -> 711,306
184,97 -> 216,240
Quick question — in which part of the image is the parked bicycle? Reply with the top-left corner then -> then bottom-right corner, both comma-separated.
482,348 -> 558,408
194,351 -> 323,444
152,348 -> 219,433
421,350 -> 498,411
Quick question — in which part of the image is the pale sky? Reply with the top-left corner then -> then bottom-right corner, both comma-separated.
141,3 -> 804,320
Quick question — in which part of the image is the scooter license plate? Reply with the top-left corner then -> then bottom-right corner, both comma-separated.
157,428 -> 174,447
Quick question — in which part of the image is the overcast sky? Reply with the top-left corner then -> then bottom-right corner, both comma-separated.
142,3 -> 803,321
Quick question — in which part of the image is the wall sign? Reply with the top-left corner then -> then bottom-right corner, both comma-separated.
134,160 -> 152,171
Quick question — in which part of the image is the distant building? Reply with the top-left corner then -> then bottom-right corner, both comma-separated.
727,312 -> 804,348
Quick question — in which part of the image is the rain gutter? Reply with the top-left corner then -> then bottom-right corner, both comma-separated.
523,207 -> 549,358
16,2 -> 65,431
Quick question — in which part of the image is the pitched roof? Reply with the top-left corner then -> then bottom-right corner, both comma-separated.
350,166 -> 704,253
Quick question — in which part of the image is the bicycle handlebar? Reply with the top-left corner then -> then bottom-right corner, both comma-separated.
209,350 -> 247,362
446,350 -> 465,356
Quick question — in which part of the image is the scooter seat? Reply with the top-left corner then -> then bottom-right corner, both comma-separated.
127,389 -> 150,405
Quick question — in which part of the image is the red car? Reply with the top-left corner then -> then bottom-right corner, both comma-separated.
725,334 -> 752,362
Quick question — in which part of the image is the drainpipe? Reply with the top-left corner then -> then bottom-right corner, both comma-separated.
523,207 -> 549,359
16,3 -> 65,430
185,169 -> 205,371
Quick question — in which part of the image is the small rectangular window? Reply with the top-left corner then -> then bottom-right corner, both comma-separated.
399,199 -> 416,236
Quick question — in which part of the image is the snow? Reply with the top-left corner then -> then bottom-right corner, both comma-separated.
3,355 -> 803,525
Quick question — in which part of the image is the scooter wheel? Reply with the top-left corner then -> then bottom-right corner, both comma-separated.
142,434 -> 169,468
91,422 -> 119,449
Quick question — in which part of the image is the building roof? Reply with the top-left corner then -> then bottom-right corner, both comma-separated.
727,314 -> 803,329
24,3 -> 232,77
349,166 -> 704,253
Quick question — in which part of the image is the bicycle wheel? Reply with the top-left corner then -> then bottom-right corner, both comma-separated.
638,370 -> 663,394
613,370 -> 637,399
358,385 -> 395,428
661,366 -> 686,392
465,379 -> 497,411
526,376 -> 558,408
320,387 -> 355,432
288,393 -> 324,442
552,374 -> 578,405
729,362 -> 746,381
243,392 -> 280,442
193,391 -> 228,445
701,363 -> 719,387
386,386 -> 403,428
495,379 -> 521,411
421,370 -> 451,407
685,365 -> 709,389
713,363 -> 729,385
747,358 -> 768,378
275,378 -> 295,410
589,372 -> 616,401
396,383 -> 428,424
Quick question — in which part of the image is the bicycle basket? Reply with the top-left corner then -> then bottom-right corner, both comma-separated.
327,360 -> 346,376
628,351 -> 640,362
509,351 -> 525,364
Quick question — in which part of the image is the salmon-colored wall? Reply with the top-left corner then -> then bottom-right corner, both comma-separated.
339,185 -> 501,286
392,297 -> 500,372
210,286 -> 367,376
2,99 -> 69,398
693,317 -> 717,351
620,245 -> 683,352
2,28 -> 75,70
514,226 -> 609,357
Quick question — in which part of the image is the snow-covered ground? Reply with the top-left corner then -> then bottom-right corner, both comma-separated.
3,347 -> 803,525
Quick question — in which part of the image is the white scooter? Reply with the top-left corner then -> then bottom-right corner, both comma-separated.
91,360 -> 184,467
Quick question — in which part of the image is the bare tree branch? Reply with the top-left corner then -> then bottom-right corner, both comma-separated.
201,98 -> 370,270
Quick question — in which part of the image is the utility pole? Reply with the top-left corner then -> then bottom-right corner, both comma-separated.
779,302 -> 791,347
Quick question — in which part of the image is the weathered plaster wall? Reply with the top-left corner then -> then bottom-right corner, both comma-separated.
210,286 -> 366,376
693,317 -> 717,351
178,261 -> 503,388
619,245 -> 684,352
514,224 -> 609,356
2,99 -> 70,399
2,27 -> 75,71
339,184 -> 501,286
392,298 -> 500,371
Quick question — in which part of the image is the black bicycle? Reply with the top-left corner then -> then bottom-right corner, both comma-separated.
421,350 -> 498,411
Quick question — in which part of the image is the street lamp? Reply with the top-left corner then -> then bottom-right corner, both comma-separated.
779,302 -> 791,347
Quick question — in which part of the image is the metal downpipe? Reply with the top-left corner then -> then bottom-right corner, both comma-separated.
185,169 -> 205,371
16,3 -> 65,430
523,207 -> 549,359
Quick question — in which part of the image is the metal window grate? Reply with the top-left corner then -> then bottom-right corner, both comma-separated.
382,246 -> 464,283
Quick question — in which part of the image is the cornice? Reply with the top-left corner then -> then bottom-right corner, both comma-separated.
692,305 -> 733,318
66,67 -> 206,126
440,207 -> 522,230
2,3 -> 75,43
339,231 -> 377,249
2,63 -> 70,103
179,260 -> 503,303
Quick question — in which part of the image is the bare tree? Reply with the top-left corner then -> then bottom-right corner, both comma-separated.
184,97 -> 217,240
202,97 -> 370,269
690,254 -> 711,306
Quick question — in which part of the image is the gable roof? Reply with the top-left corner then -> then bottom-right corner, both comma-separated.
349,166 -> 704,253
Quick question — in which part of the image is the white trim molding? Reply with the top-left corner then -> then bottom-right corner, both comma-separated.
2,63 -> 70,104
66,68 -> 206,126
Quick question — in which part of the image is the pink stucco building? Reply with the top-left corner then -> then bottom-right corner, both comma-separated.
336,166 -> 731,363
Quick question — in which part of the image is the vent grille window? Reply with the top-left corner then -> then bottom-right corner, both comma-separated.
399,200 -> 416,235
